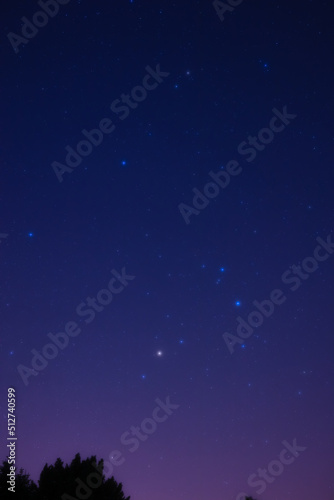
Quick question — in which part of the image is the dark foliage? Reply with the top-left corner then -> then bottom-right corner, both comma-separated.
0,460 -> 38,499
0,457 -> 258,499
0,454 -> 130,500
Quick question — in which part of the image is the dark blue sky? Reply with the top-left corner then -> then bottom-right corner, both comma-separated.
1,1 -> 333,499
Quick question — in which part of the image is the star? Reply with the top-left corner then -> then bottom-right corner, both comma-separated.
28,232 -> 34,237
235,300 -> 241,306
259,59 -> 270,72
156,350 -> 163,357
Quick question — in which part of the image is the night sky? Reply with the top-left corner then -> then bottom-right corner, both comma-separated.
1,1 -> 334,499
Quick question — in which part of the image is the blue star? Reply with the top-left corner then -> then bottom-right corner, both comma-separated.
141,374 -> 146,380
28,232 -> 34,237
220,267 -> 225,272
259,59 -> 270,72
121,160 -> 127,166
235,300 -> 241,306
179,339 -> 184,345
241,344 -> 246,349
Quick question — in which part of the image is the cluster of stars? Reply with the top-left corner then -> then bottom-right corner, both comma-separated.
201,265 -> 242,306
174,70 -> 192,89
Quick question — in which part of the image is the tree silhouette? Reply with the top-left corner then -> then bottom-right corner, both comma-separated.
0,459 -> 258,499
0,460 -> 37,499
0,454 -> 130,499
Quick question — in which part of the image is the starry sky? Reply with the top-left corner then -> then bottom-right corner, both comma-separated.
1,1 -> 334,499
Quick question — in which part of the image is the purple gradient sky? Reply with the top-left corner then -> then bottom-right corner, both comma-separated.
1,1 -> 334,499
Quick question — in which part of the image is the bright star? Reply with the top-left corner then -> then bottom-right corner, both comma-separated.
235,301 -> 241,306
156,350 -> 163,357
28,232 -> 34,237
